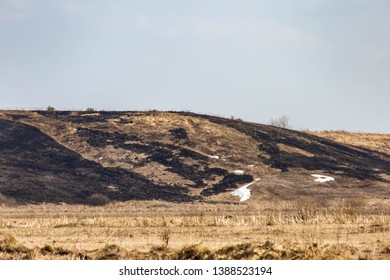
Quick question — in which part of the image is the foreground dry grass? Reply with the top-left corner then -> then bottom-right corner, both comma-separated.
1,200 -> 389,260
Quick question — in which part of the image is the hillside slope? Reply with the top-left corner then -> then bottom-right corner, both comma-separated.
1,110 -> 389,205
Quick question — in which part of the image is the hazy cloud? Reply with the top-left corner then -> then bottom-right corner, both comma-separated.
0,0 -> 29,21
249,20 -> 324,50
366,46 -> 390,66
58,1 -> 84,16
160,17 -> 324,50
8,0 -> 27,9
293,0 -> 328,12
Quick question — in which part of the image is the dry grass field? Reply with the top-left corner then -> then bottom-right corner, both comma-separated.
1,198 -> 389,260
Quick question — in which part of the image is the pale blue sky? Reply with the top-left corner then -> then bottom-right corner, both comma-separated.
1,0 -> 389,132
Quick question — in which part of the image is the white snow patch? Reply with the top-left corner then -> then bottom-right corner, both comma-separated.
247,164 -> 255,168
231,179 -> 260,202
99,157 -> 103,160
208,155 -> 220,159
311,174 -> 335,183
107,185 -> 118,192
234,170 -> 245,175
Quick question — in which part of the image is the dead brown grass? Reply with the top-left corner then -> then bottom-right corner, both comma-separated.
1,200 -> 389,260
309,130 -> 390,155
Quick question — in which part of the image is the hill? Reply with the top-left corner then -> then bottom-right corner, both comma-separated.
0,110 -> 389,206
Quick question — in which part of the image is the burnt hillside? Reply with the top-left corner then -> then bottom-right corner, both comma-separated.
0,118 -> 191,204
0,110 -> 389,205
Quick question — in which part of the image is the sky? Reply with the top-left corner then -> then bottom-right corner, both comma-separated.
1,0 -> 389,133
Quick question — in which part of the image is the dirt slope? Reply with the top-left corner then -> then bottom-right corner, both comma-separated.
0,110 -> 389,205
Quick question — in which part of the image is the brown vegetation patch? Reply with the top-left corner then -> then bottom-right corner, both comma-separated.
309,130 -> 390,156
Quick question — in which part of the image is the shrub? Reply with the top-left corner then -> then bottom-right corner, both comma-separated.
160,229 -> 171,248
46,106 -> 55,113
0,193 -> 17,207
270,115 -> 290,129
86,107 -> 95,113
86,194 -> 110,206
175,245 -> 213,260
